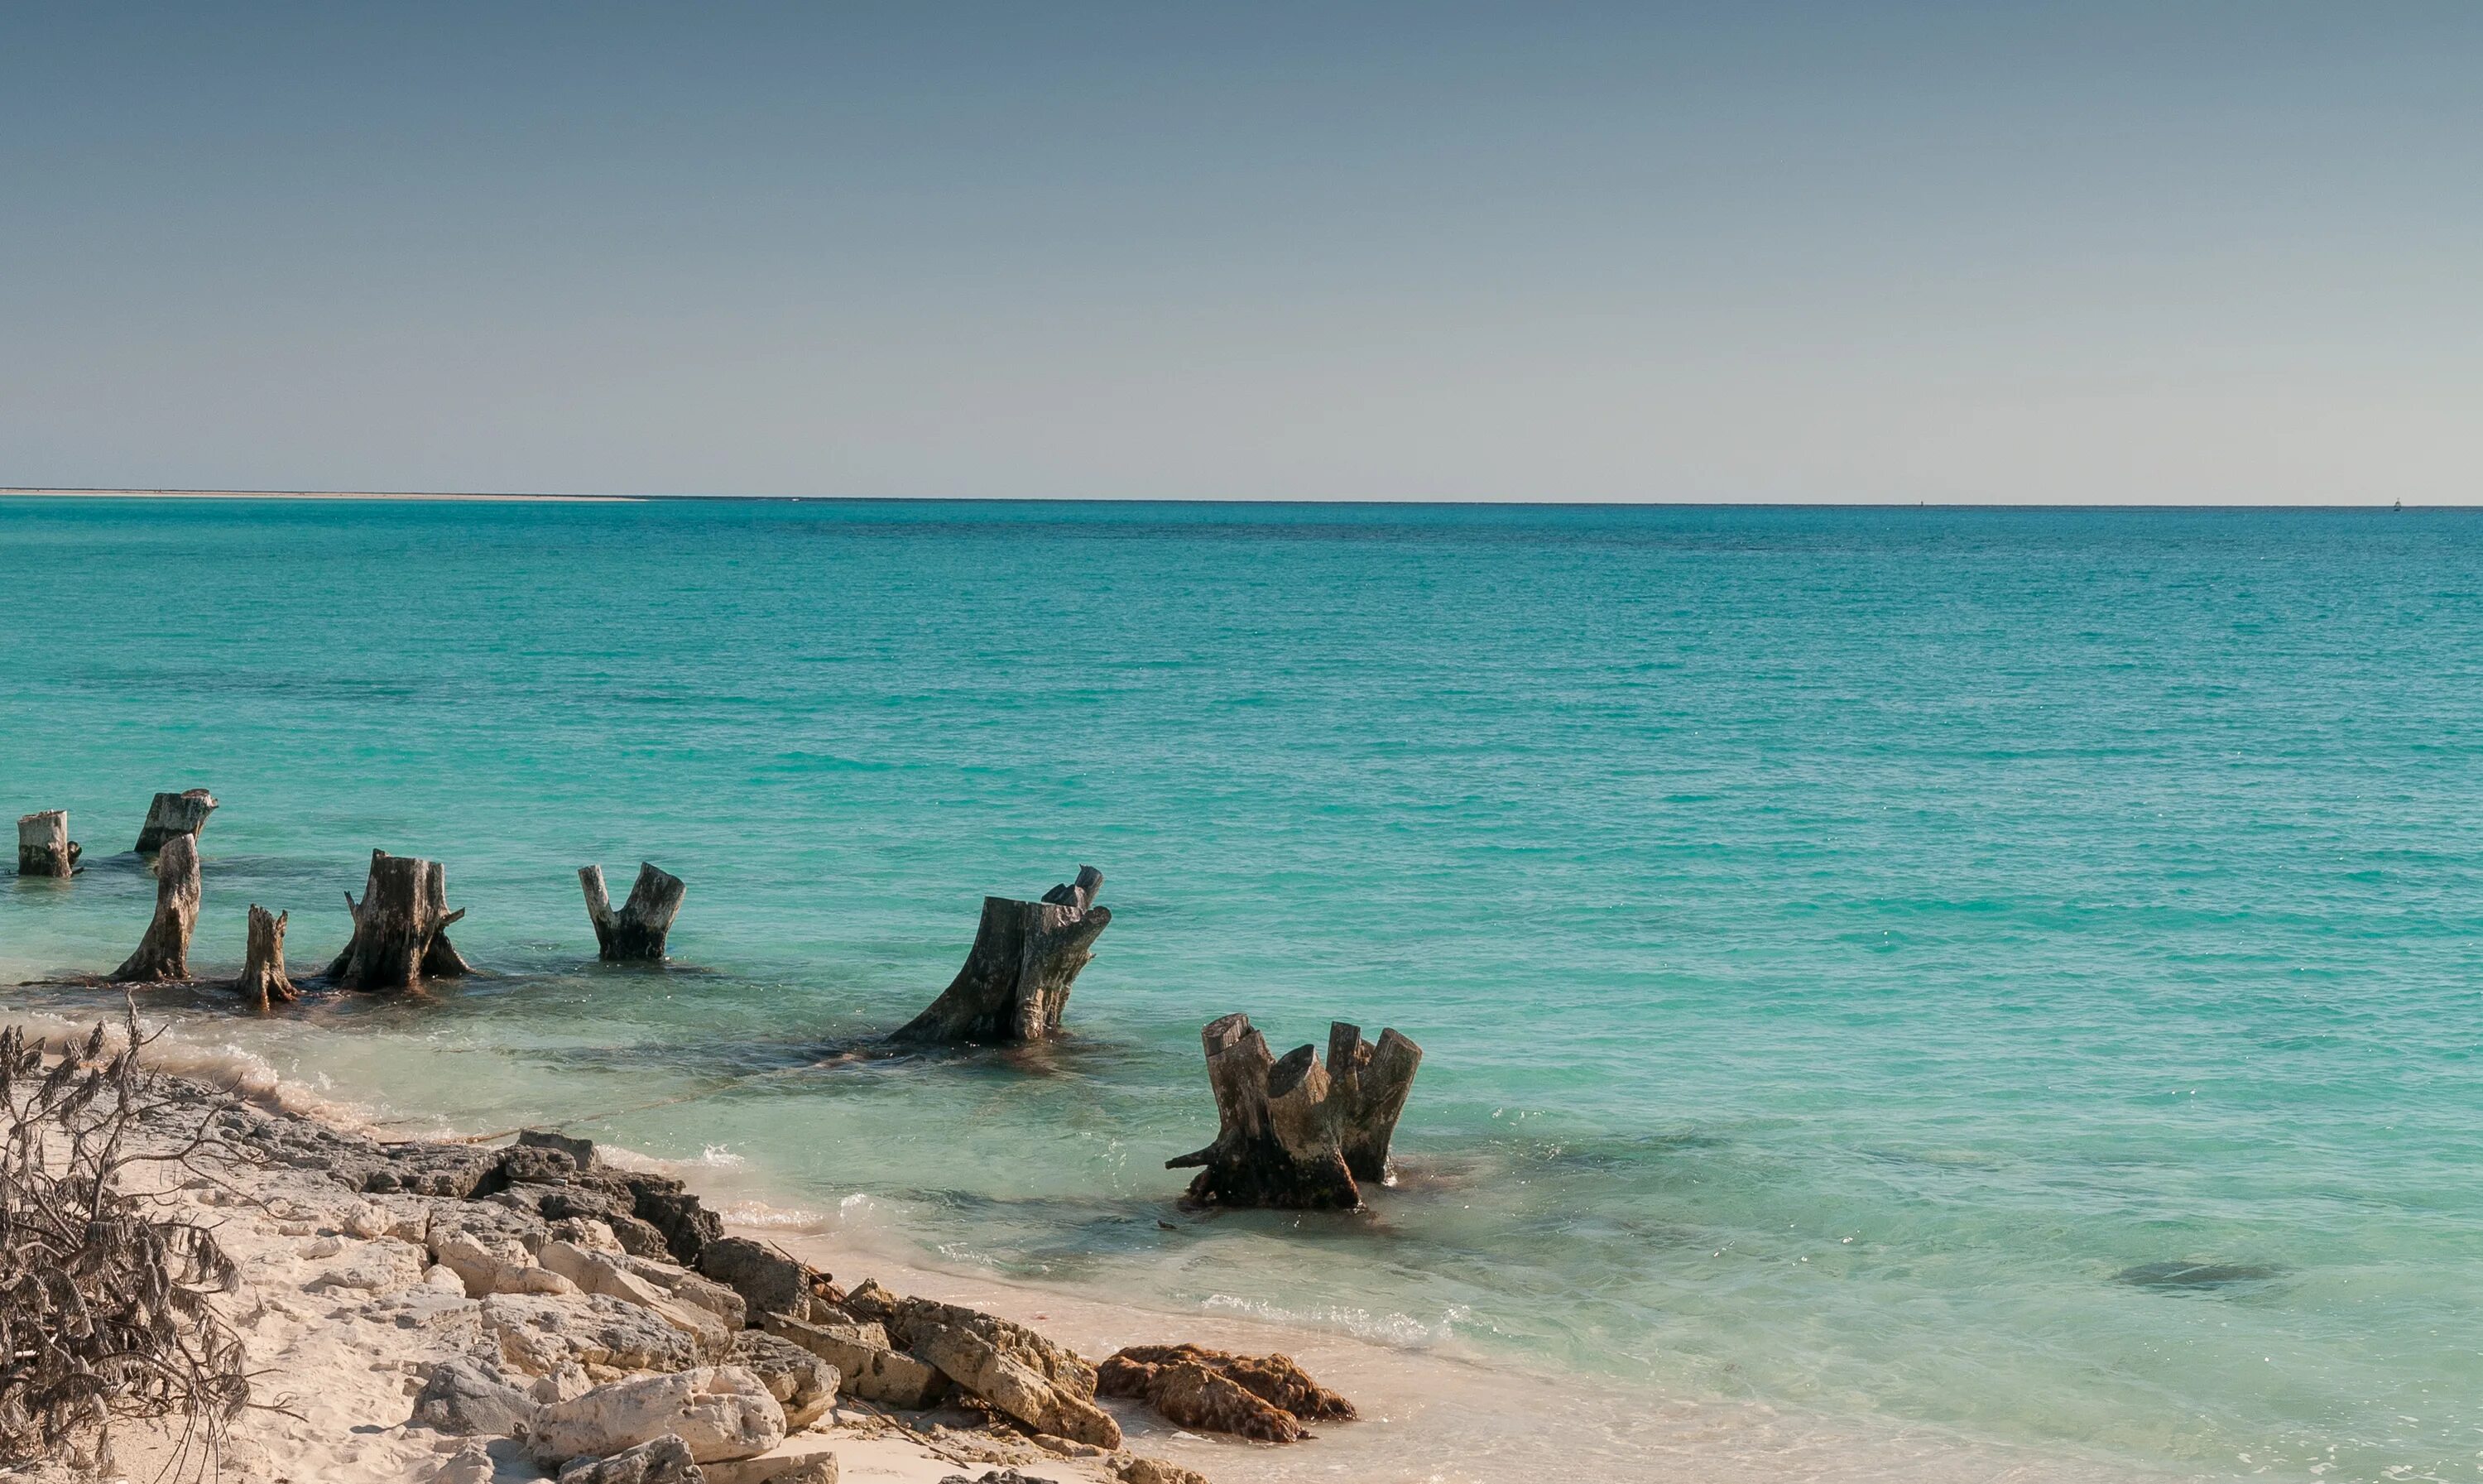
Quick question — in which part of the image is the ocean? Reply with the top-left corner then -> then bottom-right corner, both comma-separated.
2,496 -> 2476,1482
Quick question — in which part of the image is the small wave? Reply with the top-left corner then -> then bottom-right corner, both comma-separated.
1201,1290 -> 1467,1348
0,1007 -> 379,1129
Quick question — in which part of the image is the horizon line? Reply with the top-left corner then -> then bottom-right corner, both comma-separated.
0,487 -> 2458,511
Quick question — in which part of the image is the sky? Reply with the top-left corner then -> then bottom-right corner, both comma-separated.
1,2 -> 2476,503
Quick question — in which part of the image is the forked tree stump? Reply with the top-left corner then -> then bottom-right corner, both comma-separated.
17,810 -> 80,876
891,865 -> 1110,1045
134,789 -> 218,854
237,904 -> 297,1009
580,862 -> 686,961
1167,1013 -> 1424,1210
324,849 -> 473,991
111,833 -> 201,983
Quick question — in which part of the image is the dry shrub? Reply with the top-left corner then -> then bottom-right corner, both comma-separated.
0,1002 -> 248,1472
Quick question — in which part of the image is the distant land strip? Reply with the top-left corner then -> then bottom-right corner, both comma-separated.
0,487 -> 639,502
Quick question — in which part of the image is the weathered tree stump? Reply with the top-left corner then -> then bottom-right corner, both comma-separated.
17,810 -> 80,876
237,905 -> 297,1009
890,865 -> 1110,1045
133,789 -> 218,854
324,850 -> 473,991
111,833 -> 201,983
1167,1013 -> 1424,1210
579,862 -> 686,961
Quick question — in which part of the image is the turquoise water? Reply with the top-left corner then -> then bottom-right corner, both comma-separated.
2,497 -> 2479,1482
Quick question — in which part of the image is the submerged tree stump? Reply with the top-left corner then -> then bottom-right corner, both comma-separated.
17,810 -> 80,876
579,862 -> 686,961
1167,1013 -> 1424,1210
891,865 -> 1110,1045
324,850 -> 473,991
237,905 -> 297,1009
133,789 -> 218,854
111,833 -> 201,983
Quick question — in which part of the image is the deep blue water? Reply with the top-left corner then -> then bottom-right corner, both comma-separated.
2,497 -> 2479,1482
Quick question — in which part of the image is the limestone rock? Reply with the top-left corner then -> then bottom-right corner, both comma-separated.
761,1314 -> 949,1409
883,1298 -> 1097,1402
411,1357 -> 540,1437
728,1329 -> 839,1431
539,1240 -> 735,1355
1097,1344 -> 1349,1443
1112,1460 -> 1206,1484
531,1366 -> 786,1467
484,1293 -> 702,1378
555,1433 -> 704,1483
910,1321 -> 1120,1450
699,1237 -> 814,1322
307,1236 -> 430,1294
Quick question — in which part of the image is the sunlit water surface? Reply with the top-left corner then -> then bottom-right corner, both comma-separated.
2,498 -> 2477,1483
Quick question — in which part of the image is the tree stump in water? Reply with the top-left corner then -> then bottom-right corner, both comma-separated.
1166,1013 -> 1424,1210
579,862 -> 686,961
134,789 -> 218,854
112,833 -> 201,982
17,810 -> 79,876
237,904 -> 297,1008
891,866 -> 1110,1045
324,850 -> 473,991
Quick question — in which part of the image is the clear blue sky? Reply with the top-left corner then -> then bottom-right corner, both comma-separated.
2,3 -> 2475,502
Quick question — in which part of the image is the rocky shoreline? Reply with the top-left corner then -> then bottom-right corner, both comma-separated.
26,1054 -> 1358,1484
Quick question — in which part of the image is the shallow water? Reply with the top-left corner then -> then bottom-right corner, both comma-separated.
2,497 -> 2478,1483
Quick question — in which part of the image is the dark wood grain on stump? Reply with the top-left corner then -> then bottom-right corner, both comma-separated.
112,833 -> 201,983
1167,1012 -> 1424,1210
580,862 -> 685,961
891,865 -> 1110,1045
324,849 -> 473,991
238,904 -> 297,1009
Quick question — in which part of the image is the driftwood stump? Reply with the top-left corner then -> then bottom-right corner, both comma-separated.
111,833 -> 201,983
17,810 -> 79,876
237,905 -> 297,1008
891,865 -> 1110,1045
1167,1014 -> 1424,1210
580,862 -> 685,961
324,850 -> 473,991
133,789 -> 218,854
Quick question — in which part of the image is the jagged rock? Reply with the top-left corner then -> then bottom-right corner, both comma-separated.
1112,1460 -> 1206,1484
555,1433 -> 705,1483
534,1362 -> 597,1405
539,1241 -> 736,1354
530,1366 -> 785,1467
937,1472 -> 1059,1484
1097,1344 -> 1349,1443
435,1224 -> 574,1299
498,1143 -> 587,1187
365,1143 -> 502,1198
552,1217 -> 629,1254
411,1357 -> 540,1436
727,1330 -> 838,1431
838,1279 -> 901,1323
519,1128 -> 601,1169
910,1321 -> 1120,1450
699,1237 -> 814,1322
761,1314 -> 949,1409
484,1293 -> 702,1378
633,1185 -> 724,1267
881,1299 -> 1097,1402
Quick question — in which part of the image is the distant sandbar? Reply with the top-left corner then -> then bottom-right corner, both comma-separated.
0,487 -> 637,502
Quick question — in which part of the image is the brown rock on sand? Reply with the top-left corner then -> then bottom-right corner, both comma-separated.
1096,1344 -> 1354,1443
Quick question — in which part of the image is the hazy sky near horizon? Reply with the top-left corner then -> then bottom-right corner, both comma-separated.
2,3 -> 2476,503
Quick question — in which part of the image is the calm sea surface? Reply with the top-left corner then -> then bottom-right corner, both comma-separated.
2,498 -> 2478,1482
